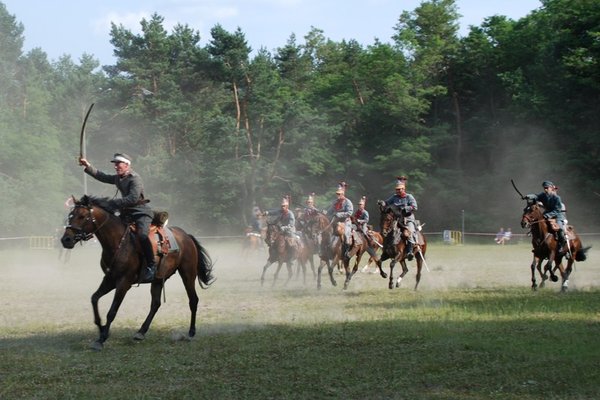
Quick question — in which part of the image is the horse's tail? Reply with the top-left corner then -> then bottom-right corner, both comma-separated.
190,235 -> 215,289
575,246 -> 591,262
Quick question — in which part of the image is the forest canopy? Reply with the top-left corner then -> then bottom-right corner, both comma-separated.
0,0 -> 599,237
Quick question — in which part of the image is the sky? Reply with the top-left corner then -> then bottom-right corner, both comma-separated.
3,0 -> 542,66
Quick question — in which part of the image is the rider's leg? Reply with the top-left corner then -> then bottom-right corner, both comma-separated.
405,223 -> 415,261
137,216 -> 156,282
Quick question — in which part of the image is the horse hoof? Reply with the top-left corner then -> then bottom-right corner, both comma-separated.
90,341 -> 103,351
380,272 -> 388,279
551,275 -> 558,282
133,332 -> 145,341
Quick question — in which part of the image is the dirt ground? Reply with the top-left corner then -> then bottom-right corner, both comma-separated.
2,240 -> 599,333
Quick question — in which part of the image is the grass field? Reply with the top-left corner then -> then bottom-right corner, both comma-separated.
1,241 -> 600,399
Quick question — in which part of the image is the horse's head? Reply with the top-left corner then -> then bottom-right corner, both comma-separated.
61,195 -> 114,249
521,201 -> 544,229
306,213 -> 330,236
265,222 -> 281,247
379,206 -> 396,236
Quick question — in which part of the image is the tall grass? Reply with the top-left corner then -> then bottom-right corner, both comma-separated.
1,242 -> 599,399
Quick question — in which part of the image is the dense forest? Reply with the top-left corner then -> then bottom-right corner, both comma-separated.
0,0 -> 599,237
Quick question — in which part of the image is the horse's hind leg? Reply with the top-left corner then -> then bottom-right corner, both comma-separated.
414,259 -> 423,290
135,281 -> 165,340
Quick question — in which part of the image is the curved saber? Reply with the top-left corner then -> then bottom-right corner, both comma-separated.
79,103 -> 95,159
511,179 -> 525,200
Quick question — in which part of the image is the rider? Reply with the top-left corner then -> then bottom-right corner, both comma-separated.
525,181 -> 568,255
326,182 -> 354,258
250,205 -> 263,233
353,195 -> 381,256
264,196 -> 298,253
79,153 -> 156,282
353,196 -> 370,238
297,193 -> 319,233
381,176 -> 418,261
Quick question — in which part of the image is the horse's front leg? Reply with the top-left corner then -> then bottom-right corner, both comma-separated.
396,260 -> 409,288
135,281 -> 165,341
530,257 -> 539,290
375,257 -> 388,279
90,277 -> 116,350
92,278 -> 132,350
272,261 -> 284,286
260,259 -> 274,286
284,261 -> 294,286
388,260 -> 396,289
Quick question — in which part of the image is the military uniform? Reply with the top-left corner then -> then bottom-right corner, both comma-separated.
82,153 -> 156,282
384,176 -> 418,260
526,180 -> 568,252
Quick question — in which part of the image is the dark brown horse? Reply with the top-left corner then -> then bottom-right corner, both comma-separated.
520,200 -> 588,291
60,195 -> 214,350
307,213 -> 362,290
376,203 -> 427,290
260,222 -> 310,286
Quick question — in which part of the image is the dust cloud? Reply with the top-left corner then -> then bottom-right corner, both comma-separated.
2,239 -> 599,337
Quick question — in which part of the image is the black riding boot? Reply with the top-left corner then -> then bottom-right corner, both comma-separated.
141,237 -> 157,283
405,241 -> 414,261
557,230 -> 569,258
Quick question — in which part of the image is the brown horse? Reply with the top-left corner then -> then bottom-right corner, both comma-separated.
344,219 -> 382,278
260,222 -> 310,286
520,200 -> 588,291
304,213 -> 340,289
60,195 -> 214,350
376,203 -> 427,290
242,226 -> 265,255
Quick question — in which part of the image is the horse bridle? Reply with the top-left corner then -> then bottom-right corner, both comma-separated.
521,204 -> 545,229
65,204 -> 106,243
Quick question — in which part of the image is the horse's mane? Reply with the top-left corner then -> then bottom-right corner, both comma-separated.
77,195 -> 114,212
382,203 -> 403,218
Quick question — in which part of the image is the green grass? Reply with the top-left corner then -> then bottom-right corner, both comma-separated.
1,243 -> 599,399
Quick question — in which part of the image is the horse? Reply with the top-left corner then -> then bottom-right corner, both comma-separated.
520,200 -> 589,291
260,222 -> 310,286
242,226 -> 264,256
376,203 -> 427,290
305,213 -> 353,289
60,195 -> 214,350
295,215 -> 319,280
343,218 -> 382,279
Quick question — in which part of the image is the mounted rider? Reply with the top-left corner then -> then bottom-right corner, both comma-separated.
78,153 -> 156,282
297,193 -> 320,233
353,196 -> 381,258
525,181 -> 569,255
326,182 -> 354,257
263,196 -> 300,254
380,176 -> 418,261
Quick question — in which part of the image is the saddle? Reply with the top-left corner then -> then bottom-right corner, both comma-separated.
130,211 -> 179,278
